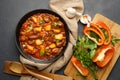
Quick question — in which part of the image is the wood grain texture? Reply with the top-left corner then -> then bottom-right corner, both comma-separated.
64,14 -> 120,80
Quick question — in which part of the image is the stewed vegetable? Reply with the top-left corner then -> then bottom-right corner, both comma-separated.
19,13 -> 66,59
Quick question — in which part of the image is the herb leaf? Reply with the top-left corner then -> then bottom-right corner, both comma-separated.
41,37 -> 44,42
74,36 -> 98,79
39,20 -> 44,24
111,35 -> 120,46
52,22 -> 57,27
40,51 -> 45,56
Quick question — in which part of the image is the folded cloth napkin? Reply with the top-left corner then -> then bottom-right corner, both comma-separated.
20,0 -> 84,79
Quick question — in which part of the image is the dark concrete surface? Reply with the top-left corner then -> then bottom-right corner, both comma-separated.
0,0 -> 120,80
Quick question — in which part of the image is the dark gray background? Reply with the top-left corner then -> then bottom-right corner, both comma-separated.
0,0 -> 120,80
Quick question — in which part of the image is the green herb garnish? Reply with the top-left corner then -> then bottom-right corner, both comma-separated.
40,51 -> 45,56
45,49 -> 48,53
41,37 -> 44,42
39,20 -> 44,24
56,39 -> 60,43
74,36 -> 98,79
101,28 -> 108,40
90,31 -> 100,41
52,22 -> 57,27
27,25 -> 33,30
111,35 -> 120,46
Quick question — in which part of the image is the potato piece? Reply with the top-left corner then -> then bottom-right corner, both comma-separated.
55,34 -> 63,40
53,29 -> 61,33
27,45 -> 34,51
49,43 -> 56,48
45,25 -> 51,31
26,29 -> 31,33
31,16 -> 37,23
34,27 -> 41,32
35,39 -> 42,45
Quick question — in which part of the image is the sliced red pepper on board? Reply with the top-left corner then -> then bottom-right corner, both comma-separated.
92,45 -> 115,67
84,21 -> 112,46
71,56 -> 89,76
83,23 -> 105,46
96,21 -> 112,45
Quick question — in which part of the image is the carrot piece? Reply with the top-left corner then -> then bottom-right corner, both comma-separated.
71,56 -> 89,76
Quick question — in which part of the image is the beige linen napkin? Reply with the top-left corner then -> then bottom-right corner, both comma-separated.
20,0 -> 84,79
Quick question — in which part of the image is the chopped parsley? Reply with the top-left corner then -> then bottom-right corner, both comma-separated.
111,35 -> 120,46
52,22 -> 57,27
40,51 -> 45,56
39,20 -> 44,24
74,36 -> 98,79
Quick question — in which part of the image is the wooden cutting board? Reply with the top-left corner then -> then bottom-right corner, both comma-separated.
64,14 -> 120,80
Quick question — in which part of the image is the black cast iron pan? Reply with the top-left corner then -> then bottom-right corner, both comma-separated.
15,9 -> 69,63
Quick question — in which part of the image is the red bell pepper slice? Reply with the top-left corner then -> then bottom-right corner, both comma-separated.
96,21 -> 112,45
71,56 -> 89,76
92,45 -> 115,67
84,21 -> 112,46
83,23 -> 105,46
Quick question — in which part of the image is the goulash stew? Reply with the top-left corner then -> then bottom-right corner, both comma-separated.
19,13 -> 66,59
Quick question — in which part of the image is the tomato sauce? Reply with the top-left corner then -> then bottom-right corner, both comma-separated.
19,13 -> 66,59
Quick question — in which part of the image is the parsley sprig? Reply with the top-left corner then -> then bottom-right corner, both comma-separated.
74,36 -> 98,80
111,35 -> 120,46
